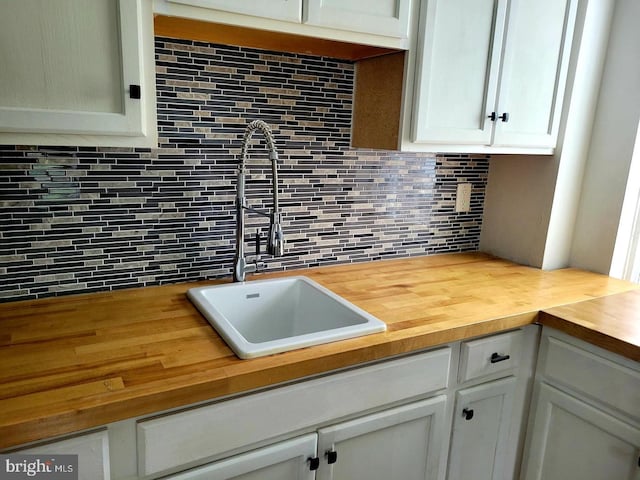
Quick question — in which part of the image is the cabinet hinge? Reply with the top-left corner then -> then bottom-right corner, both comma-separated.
129,84 -> 141,99
308,457 -> 320,471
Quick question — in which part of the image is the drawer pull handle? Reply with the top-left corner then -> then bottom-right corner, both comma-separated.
490,352 -> 510,363
462,408 -> 474,420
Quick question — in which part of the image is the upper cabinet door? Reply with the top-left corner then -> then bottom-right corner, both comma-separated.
412,0 -> 507,145
492,0 -> 578,148
0,0 -> 155,143
303,0 -> 411,38
166,0 -> 303,23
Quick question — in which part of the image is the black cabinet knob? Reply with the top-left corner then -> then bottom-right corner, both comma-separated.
462,408 -> 474,420
499,112 -> 509,122
308,457 -> 319,471
488,112 -> 497,121
129,84 -> 141,99
326,450 -> 338,464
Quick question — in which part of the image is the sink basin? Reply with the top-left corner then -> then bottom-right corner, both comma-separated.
187,276 -> 386,359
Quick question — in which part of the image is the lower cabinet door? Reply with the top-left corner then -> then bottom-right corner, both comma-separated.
522,383 -> 640,480
316,395 -> 447,480
165,434 -> 317,480
15,430 -> 110,480
447,377 -> 517,480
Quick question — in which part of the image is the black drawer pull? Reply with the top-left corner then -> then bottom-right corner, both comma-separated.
462,408 -> 474,420
490,352 -> 510,363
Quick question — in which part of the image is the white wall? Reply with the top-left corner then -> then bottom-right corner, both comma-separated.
569,0 -> 640,274
480,154 -> 555,267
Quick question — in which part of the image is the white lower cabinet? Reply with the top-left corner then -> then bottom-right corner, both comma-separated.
521,328 -> 640,480
523,383 -> 640,480
317,396 -> 446,480
447,377 -> 517,480
163,434 -> 317,480
12,430 -> 110,480
163,396 -> 446,480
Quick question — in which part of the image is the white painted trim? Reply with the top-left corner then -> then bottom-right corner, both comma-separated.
610,118 -> 640,281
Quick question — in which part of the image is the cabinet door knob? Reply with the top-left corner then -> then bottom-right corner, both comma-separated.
129,84 -> 141,99
499,112 -> 509,122
308,457 -> 320,471
488,112 -> 497,122
326,450 -> 338,464
490,352 -> 511,363
462,408 -> 474,420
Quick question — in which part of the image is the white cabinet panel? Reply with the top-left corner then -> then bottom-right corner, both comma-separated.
458,329 -> 523,383
411,0 -> 577,151
492,0 -> 578,147
303,0 -> 410,38
165,434 -> 317,480
166,0 -> 303,23
317,396 -> 447,480
447,377 -> 517,480
0,0 -> 156,146
412,0 -> 505,145
539,335 -> 640,421
522,383 -> 640,480
138,348 -> 451,476
16,430 -> 110,480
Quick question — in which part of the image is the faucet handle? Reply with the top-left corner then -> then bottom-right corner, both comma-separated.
254,230 -> 262,257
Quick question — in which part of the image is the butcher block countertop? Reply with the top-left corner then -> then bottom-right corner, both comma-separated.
1,253 -> 639,449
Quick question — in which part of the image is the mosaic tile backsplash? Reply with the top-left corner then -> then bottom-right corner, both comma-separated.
0,38 -> 489,302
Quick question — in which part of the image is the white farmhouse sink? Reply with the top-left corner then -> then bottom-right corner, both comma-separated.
187,276 -> 386,359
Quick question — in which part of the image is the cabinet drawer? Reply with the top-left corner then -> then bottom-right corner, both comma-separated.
458,330 -> 523,382
539,334 -> 640,421
12,430 -> 109,480
138,347 -> 451,476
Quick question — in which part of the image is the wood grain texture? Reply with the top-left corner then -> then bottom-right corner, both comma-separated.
540,290 -> 640,361
0,253 -> 637,448
154,15 -> 398,61
351,51 -> 405,149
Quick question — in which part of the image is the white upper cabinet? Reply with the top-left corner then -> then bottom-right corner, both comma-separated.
0,0 -> 156,147
412,0 -> 505,146
411,0 -> 578,152
303,0 -> 411,38
165,0 -> 303,23
154,0 -> 412,48
492,0 -> 577,148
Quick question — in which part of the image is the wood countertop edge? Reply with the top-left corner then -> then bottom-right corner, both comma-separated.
0,310 -> 538,449
538,311 -> 640,362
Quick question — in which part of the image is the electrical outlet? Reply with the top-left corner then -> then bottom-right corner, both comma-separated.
455,183 -> 472,213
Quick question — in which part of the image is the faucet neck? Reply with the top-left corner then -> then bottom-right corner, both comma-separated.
234,120 -> 284,282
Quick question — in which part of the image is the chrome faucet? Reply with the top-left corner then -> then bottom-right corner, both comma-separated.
233,120 -> 285,282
